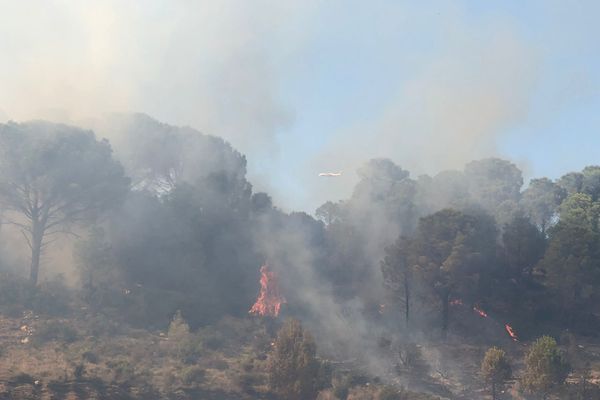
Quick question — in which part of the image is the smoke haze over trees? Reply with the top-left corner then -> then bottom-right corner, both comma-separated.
0,113 -> 599,398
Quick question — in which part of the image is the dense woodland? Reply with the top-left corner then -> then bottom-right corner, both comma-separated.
0,114 -> 599,399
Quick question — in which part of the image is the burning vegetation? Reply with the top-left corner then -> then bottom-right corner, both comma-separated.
0,117 -> 599,400
249,265 -> 286,318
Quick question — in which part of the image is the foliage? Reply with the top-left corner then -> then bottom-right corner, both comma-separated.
521,178 -> 566,234
0,121 -> 129,284
267,319 -> 324,400
382,237 -> 415,327
538,193 -> 600,316
521,336 -> 571,399
481,347 -> 511,400
411,209 -> 497,335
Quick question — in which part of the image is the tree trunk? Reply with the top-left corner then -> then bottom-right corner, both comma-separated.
29,219 -> 44,285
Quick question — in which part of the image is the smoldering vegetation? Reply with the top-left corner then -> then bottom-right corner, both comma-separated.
0,114 -> 600,399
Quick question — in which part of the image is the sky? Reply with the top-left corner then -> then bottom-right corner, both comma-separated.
0,0 -> 599,212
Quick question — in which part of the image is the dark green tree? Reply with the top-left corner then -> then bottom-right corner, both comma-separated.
412,209 -> 497,337
0,122 -> 129,284
521,178 -> 566,235
268,319 -> 322,400
481,347 -> 512,400
464,158 -> 523,216
381,236 -> 415,327
522,336 -> 570,400
538,193 -> 600,316
502,213 -> 546,281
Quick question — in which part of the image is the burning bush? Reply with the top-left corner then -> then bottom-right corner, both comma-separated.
249,265 -> 286,317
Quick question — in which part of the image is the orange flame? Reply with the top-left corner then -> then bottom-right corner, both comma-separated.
505,324 -> 518,341
473,306 -> 488,318
249,265 -> 286,317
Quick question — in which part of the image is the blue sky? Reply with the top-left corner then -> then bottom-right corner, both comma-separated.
269,1 -> 600,210
1,1 -> 599,212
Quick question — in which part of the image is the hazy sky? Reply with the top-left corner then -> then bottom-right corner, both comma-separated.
0,1 -> 599,212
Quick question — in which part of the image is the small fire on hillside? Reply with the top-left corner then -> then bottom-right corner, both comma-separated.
473,306 -> 488,318
249,265 -> 286,317
450,299 -> 518,341
505,324 -> 518,342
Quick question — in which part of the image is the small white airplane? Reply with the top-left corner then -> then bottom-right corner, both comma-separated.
318,172 -> 342,177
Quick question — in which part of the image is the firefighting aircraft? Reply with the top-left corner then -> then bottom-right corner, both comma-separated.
318,172 -> 342,177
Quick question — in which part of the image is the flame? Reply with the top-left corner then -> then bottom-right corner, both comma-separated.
505,324 -> 518,341
451,298 -> 519,342
249,265 -> 286,317
473,306 -> 488,318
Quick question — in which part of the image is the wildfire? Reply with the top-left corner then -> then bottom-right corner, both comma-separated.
450,298 -> 519,341
505,324 -> 518,342
473,306 -> 488,318
249,265 -> 286,317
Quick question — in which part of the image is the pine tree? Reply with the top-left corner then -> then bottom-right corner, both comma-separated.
481,347 -> 511,400
267,319 -> 322,400
521,336 -> 570,400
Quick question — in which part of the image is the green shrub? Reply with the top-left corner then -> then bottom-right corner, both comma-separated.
268,319 -> 324,400
521,336 -> 571,399
481,347 -> 511,400
165,311 -> 203,363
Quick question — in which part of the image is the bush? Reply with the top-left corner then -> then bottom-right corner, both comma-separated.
267,319 -> 324,400
521,336 -> 570,399
481,347 -> 511,400
165,311 -> 203,363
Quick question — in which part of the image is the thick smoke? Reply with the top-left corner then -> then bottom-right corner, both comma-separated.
0,1 -> 313,172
